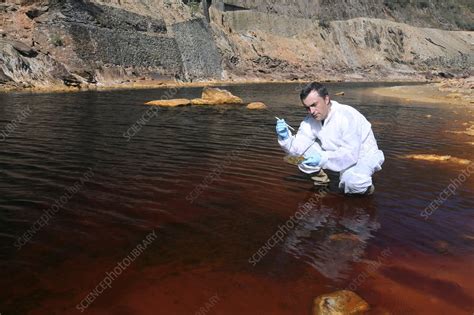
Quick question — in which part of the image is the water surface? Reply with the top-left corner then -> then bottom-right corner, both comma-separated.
0,82 -> 473,314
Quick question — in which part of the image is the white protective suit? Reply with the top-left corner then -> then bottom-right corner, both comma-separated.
278,101 -> 384,194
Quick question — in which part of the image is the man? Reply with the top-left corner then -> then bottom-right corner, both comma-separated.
276,82 -> 384,195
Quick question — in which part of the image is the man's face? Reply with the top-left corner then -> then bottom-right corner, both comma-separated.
302,90 -> 331,121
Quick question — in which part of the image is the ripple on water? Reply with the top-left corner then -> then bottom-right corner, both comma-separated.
0,83 -> 473,314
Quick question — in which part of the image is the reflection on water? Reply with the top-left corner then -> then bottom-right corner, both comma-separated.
0,82 -> 473,314
284,193 -> 380,281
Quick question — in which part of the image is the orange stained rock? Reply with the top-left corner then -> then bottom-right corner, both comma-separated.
404,154 -> 471,165
246,102 -> 267,109
329,233 -> 361,242
145,99 -> 191,107
312,290 -> 370,315
191,87 -> 243,105
283,155 -> 305,165
371,77 -> 473,106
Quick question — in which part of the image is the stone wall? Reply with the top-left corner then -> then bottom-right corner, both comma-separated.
66,24 -> 182,72
172,18 -> 222,81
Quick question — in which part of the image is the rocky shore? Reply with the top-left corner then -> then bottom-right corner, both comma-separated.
371,77 -> 474,106
1,0 -> 472,92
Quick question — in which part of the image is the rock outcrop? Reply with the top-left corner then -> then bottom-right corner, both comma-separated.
246,101 -> 266,109
0,0 -> 473,90
0,0 -> 222,89
145,87 -> 243,106
0,38 -> 75,88
372,77 -> 473,106
312,290 -> 370,315
210,7 -> 473,81
404,154 -> 471,164
191,87 -> 243,104
145,98 -> 191,107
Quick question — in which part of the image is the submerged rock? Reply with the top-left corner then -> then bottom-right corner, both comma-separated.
404,154 -> 471,165
283,155 -> 305,165
434,240 -> 449,254
405,154 -> 451,162
246,102 -> 267,109
191,87 -> 243,105
312,290 -> 370,315
462,234 -> 474,241
145,98 -> 191,107
144,87 -> 244,107
329,233 -> 361,242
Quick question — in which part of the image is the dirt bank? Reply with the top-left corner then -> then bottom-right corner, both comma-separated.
371,77 -> 473,106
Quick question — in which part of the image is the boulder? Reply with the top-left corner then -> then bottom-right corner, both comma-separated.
312,290 -> 370,315
62,74 -> 82,87
145,98 -> 191,107
25,5 -> 49,19
0,68 -> 12,83
4,40 -> 37,57
191,87 -> 243,105
246,102 -> 267,109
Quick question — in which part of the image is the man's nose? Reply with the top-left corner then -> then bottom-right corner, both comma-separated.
310,107 -> 317,114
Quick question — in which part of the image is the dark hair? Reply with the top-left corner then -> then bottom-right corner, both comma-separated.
300,82 -> 329,101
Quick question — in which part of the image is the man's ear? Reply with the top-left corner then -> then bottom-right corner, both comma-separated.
324,95 -> 330,105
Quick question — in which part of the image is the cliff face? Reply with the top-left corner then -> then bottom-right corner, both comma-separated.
211,8 -> 473,81
0,0 -> 222,89
219,0 -> 474,31
0,0 -> 472,89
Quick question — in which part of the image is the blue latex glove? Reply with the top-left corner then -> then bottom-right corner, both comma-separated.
276,119 -> 289,140
300,153 -> 321,167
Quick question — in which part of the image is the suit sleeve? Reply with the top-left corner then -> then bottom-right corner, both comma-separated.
278,119 -> 315,156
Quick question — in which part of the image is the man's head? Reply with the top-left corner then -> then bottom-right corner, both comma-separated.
300,82 -> 331,121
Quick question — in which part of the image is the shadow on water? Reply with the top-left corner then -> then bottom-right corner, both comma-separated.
0,82 -> 473,314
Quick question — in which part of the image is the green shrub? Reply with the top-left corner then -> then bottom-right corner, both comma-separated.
416,0 -> 430,9
187,0 -> 200,17
50,34 -> 63,47
318,19 -> 330,29
383,0 -> 410,10
455,19 -> 474,31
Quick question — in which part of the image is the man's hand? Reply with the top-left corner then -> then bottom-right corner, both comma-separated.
276,119 -> 289,140
300,153 -> 321,167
